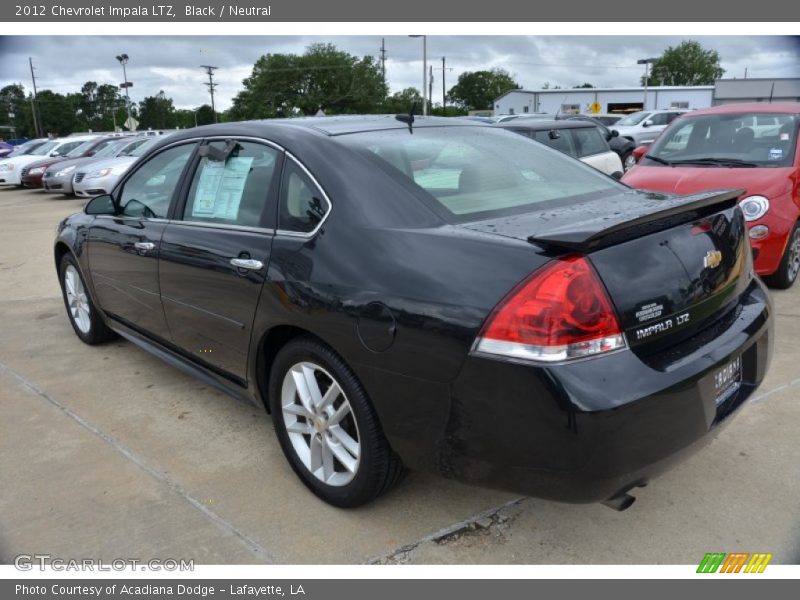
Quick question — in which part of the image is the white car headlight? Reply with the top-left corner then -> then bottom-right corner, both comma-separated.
87,168 -> 113,179
739,195 -> 769,222
55,165 -> 76,177
29,167 -> 45,175
0,163 -> 14,172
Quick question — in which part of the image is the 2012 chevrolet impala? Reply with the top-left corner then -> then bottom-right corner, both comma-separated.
54,116 -> 773,509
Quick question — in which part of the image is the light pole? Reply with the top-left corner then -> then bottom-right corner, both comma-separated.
409,35 -> 427,116
116,53 -> 133,130
637,57 -> 658,111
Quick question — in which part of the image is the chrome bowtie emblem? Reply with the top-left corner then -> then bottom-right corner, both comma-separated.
704,250 -> 723,269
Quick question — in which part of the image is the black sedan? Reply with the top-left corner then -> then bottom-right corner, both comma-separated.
55,116 -> 773,509
558,114 -> 639,171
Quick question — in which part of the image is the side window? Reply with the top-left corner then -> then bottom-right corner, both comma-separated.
572,127 -> 608,157
666,112 -> 683,124
55,141 -> 83,156
649,113 -> 669,126
118,143 -> 196,219
184,141 -> 279,227
533,129 -> 574,157
278,159 -> 330,234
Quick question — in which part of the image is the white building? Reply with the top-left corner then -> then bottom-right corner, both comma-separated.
493,86 -> 714,116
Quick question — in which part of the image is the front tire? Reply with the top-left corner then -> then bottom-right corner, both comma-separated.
58,253 -> 117,344
268,336 -> 404,507
763,222 -> 800,290
621,151 -> 636,172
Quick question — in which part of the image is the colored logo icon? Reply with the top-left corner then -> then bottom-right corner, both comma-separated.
697,552 -> 773,573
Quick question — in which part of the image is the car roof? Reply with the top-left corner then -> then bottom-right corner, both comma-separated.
680,102 -> 800,117
495,119 -> 596,131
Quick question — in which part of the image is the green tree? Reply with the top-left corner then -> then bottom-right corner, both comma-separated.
643,40 -> 725,86
447,68 -> 520,111
381,87 -> 423,114
573,83 -> 595,88
138,91 -> 175,130
0,83 -> 32,137
229,43 -> 387,119
34,90 -> 84,136
79,81 -> 126,131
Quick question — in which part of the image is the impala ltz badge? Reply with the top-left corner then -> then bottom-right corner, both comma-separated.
704,250 -> 723,269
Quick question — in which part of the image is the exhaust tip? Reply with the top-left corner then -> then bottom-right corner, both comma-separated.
601,492 -> 636,512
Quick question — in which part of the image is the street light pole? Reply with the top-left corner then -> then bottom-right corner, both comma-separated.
116,53 -> 133,130
637,57 -> 658,111
409,35 -> 427,116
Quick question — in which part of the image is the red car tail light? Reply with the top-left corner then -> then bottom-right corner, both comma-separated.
474,255 -> 626,362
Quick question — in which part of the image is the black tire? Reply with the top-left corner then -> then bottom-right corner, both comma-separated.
58,253 -> 117,344
268,336 -> 404,507
763,222 -> 800,290
621,150 -> 636,172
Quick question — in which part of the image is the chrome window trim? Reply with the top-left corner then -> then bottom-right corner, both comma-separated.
275,151 -> 333,239
165,219 -> 275,235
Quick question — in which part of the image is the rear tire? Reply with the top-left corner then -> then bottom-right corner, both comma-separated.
621,151 -> 636,172
763,222 -> 800,290
58,253 -> 117,344
268,336 -> 404,507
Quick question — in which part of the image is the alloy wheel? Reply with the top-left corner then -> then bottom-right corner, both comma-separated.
788,228 -> 800,282
64,265 -> 91,334
281,361 -> 361,486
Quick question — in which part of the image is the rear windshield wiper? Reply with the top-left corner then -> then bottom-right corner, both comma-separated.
669,157 -> 759,168
644,154 -> 671,166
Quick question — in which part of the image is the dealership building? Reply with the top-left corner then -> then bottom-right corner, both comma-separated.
492,78 -> 800,116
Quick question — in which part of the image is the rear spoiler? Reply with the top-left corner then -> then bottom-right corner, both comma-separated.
528,188 -> 745,252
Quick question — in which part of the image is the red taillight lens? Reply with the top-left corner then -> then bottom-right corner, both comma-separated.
475,255 -> 626,362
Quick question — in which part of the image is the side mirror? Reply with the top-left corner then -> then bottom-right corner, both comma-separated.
548,129 -> 561,140
633,145 -> 648,162
610,171 -> 624,180
50,151 -> 60,157
642,120 -> 654,128
609,129 -> 619,138
84,194 -> 116,216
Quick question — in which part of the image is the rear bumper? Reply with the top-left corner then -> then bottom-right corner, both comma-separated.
437,278 -> 773,503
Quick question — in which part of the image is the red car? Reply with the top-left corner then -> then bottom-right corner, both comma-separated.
20,136 -> 119,189
624,103 -> 800,288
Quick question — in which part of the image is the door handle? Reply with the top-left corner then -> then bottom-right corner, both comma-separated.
134,241 -> 155,253
230,258 -> 264,271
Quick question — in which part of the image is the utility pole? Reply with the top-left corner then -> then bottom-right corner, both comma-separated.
429,65 -> 433,115
201,65 -> 218,123
379,38 -> 387,87
442,56 -> 447,115
116,53 -> 134,131
637,57 -> 658,111
28,57 -> 41,137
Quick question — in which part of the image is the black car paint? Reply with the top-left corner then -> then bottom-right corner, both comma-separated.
55,117 -> 773,504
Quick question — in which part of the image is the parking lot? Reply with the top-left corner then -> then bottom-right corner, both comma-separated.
0,185 -> 798,566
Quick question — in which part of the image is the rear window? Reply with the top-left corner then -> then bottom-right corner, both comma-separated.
337,127 -> 621,222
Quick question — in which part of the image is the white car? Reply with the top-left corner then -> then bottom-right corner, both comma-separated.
0,136 -> 98,186
611,109 -> 689,147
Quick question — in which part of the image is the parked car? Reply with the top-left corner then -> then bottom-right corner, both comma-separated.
623,103 -> 800,289
55,116 -> 772,509
0,136 -> 97,187
497,119 -> 624,176
6,138 -> 49,158
613,109 -> 690,146
72,136 -> 164,198
43,137 -> 146,195
586,113 -> 624,127
20,136 -> 124,189
558,114 -> 638,171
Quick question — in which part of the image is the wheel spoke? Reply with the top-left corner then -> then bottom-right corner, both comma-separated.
291,367 -> 315,414
309,434 -> 323,473
328,401 -> 351,426
301,364 -> 324,409
286,420 -> 313,435
329,425 -> 359,458
317,382 -> 340,413
327,439 -> 358,473
283,403 -> 313,419
321,437 -> 335,482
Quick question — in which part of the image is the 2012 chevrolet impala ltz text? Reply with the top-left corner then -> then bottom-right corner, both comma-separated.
54,116 -> 773,509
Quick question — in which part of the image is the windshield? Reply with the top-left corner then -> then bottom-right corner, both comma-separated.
31,141 -> 58,156
337,126 -> 622,222
126,137 -> 161,157
16,140 -> 43,154
645,112 -> 798,168
66,140 -> 96,158
616,112 -> 649,126
93,139 -> 130,159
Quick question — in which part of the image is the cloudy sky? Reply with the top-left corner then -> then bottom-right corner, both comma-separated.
1,35 -> 798,110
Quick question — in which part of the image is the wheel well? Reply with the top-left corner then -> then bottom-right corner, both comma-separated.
54,242 -> 71,271
256,325 -> 318,413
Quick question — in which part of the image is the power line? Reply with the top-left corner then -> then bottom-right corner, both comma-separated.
200,65 -> 218,123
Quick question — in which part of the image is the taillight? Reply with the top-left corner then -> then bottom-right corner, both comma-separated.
474,255 -> 626,362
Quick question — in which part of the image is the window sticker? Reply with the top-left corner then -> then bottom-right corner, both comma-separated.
779,133 -> 790,141
768,148 -> 783,161
192,157 -> 254,220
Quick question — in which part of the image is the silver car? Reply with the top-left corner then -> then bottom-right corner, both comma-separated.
43,137 -> 147,195
612,109 -> 689,146
72,137 -> 163,198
